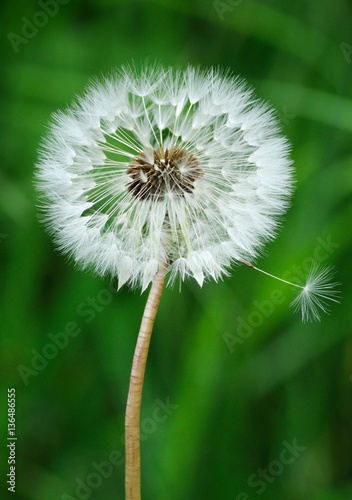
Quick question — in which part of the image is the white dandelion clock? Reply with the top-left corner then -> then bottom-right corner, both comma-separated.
36,64 -> 294,290
35,63 -> 340,321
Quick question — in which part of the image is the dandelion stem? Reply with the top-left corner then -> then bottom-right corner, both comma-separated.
125,263 -> 167,500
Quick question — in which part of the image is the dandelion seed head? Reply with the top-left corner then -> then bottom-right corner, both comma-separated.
35,64 -> 293,290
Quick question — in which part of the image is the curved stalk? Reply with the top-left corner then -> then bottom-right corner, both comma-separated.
125,264 -> 167,499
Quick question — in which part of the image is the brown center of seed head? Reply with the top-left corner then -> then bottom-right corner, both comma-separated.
127,146 -> 203,201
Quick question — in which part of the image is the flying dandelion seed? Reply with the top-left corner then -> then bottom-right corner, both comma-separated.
290,265 -> 341,322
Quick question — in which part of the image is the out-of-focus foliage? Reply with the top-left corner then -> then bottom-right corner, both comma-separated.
1,1 -> 351,499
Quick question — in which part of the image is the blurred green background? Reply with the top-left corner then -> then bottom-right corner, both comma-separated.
1,0 -> 352,498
